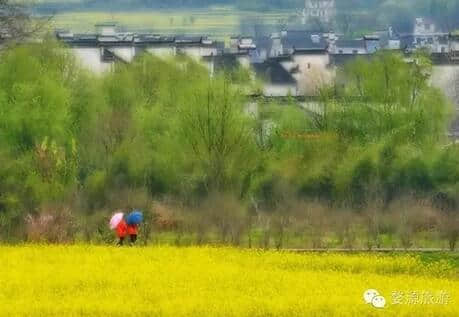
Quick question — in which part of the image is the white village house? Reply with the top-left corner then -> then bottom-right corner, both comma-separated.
56,18 -> 459,138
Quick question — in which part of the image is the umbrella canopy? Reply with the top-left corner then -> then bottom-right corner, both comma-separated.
110,212 -> 124,230
126,210 -> 143,225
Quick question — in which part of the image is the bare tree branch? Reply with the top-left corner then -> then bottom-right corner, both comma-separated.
0,0 -> 51,46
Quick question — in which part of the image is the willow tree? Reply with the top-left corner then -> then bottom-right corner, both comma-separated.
321,51 -> 451,144
177,76 -> 259,194
325,51 -> 453,205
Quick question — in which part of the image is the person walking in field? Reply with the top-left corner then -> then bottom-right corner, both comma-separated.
127,223 -> 138,244
126,210 -> 143,245
110,210 -> 143,246
116,219 -> 128,245
110,212 -> 128,245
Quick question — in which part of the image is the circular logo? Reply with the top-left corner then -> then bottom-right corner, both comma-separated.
363,289 -> 386,309
363,289 -> 380,304
371,295 -> 386,308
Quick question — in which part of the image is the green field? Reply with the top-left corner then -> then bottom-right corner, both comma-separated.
51,9 -> 293,38
0,245 -> 457,316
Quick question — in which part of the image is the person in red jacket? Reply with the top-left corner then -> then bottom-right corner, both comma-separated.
127,224 -> 139,244
116,219 -> 128,245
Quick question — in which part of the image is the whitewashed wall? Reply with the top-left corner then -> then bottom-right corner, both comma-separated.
292,53 -> 332,95
431,65 -> 459,109
146,46 -> 176,57
200,46 -> 218,57
110,46 -> 136,63
334,47 -> 366,54
236,55 -> 251,69
72,48 -> 113,74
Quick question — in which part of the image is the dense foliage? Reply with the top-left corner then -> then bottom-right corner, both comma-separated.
0,42 -> 457,248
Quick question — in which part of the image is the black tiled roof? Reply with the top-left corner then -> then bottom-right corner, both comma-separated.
269,54 -> 293,61
174,35 -> 203,44
293,48 -> 328,55
254,36 -> 273,49
335,39 -> 366,49
282,31 -> 328,51
135,34 -> 175,44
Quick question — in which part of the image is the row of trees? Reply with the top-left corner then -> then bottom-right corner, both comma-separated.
0,40 -> 457,248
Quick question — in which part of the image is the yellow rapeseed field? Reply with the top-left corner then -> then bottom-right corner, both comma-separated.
0,245 -> 457,316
